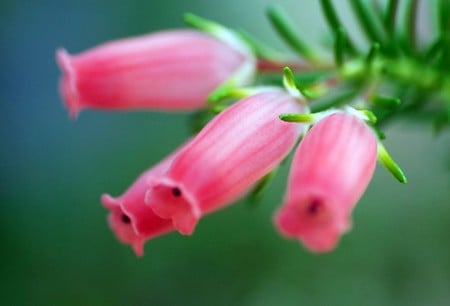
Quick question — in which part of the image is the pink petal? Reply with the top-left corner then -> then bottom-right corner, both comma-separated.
101,142 -> 188,255
56,30 -> 255,118
146,89 -> 306,235
275,113 -> 377,252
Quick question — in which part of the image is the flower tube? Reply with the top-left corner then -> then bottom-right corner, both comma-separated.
145,89 -> 306,235
101,144 -> 185,256
56,29 -> 255,118
275,113 -> 378,252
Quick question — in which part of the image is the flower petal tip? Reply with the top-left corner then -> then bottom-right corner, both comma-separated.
56,48 -> 81,119
274,202 -> 346,253
101,193 -> 120,209
132,241 -> 145,257
145,182 -> 200,235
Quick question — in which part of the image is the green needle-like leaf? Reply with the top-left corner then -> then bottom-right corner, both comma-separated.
350,0 -> 385,45
319,0 -> 357,55
372,125 -> 386,140
279,113 -> 315,123
365,42 -> 381,65
207,81 -> 236,104
360,109 -> 378,124
282,66 -> 301,97
184,13 -> 248,54
406,0 -> 419,52
319,0 -> 340,30
372,95 -> 401,108
438,0 -> 450,70
237,29 -> 287,61
384,0 -> 399,36
266,5 -> 319,62
377,142 -> 408,184
438,0 -> 450,36
423,37 -> 446,62
283,67 -> 324,100
310,82 -> 362,113
247,168 -> 278,204
184,13 -> 223,35
334,27 -> 346,66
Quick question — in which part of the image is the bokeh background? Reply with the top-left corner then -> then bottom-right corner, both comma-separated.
1,0 -> 450,305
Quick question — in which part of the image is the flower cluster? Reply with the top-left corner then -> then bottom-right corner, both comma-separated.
57,11 -> 411,256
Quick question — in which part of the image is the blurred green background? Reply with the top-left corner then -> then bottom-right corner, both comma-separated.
1,0 -> 449,305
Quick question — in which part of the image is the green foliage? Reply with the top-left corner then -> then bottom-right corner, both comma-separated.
263,0 -> 450,132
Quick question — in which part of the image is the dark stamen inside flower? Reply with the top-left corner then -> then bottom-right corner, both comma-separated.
172,187 -> 182,197
306,198 -> 322,216
121,214 -> 131,224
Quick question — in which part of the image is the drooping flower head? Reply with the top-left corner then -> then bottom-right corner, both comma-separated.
146,89 -> 306,235
101,145 -> 185,256
56,29 -> 255,118
275,112 -> 378,252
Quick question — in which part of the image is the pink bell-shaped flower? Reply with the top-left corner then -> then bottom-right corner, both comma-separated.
101,146 -> 183,256
56,29 -> 255,118
145,89 -> 306,235
275,112 -> 378,252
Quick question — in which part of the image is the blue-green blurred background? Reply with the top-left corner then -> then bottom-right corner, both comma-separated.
1,1 -> 449,305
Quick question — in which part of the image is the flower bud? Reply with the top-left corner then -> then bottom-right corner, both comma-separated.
101,146 -> 183,256
56,29 -> 255,118
275,113 -> 378,252
146,89 -> 305,235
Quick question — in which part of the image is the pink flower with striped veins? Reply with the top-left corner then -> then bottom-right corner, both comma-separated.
275,112 -> 378,252
145,89 -> 306,235
56,29 -> 255,118
101,143 -> 187,256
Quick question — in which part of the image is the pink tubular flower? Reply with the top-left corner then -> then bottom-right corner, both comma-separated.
275,112 -> 378,252
56,29 -> 255,118
145,89 -> 305,235
101,146 -> 183,256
